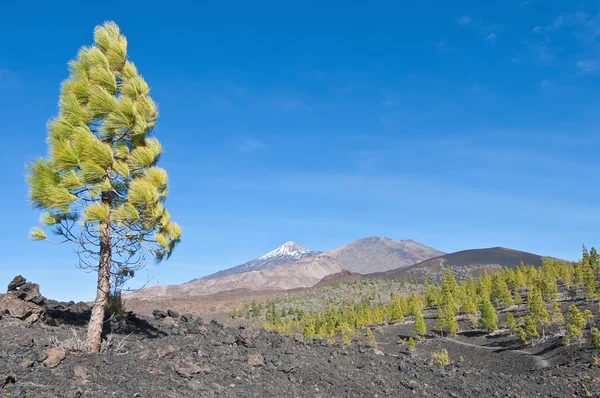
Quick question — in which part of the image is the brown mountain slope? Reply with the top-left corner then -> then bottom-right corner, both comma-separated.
325,237 -> 444,274
126,255 -> 343,300
369,247 -> 545,283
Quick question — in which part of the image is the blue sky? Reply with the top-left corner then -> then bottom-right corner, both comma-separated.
1,0 -> 600,301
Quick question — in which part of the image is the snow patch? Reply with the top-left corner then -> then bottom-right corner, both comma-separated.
257,241 -> 311,261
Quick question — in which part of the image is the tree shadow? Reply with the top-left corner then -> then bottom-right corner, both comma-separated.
44,301 -> 166,338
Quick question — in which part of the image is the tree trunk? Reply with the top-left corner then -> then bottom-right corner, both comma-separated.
87,190 -> 111,353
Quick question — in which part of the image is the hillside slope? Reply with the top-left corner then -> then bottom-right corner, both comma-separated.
326,237 -> 444,274
127,255 -> 343,300
374,247 -> 545,282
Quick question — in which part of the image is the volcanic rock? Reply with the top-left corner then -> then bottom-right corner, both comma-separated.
43,348 -> 66,368
7,276 -> 26,292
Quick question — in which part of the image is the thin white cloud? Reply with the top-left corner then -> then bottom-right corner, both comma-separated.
456,16 -> 500,43
266,98 -> 307,110
577,59 -> 600,75
484,33 -> 498,44
437,39 -> 451,53
519,0 -> 534,7
456,15 -> 471,26
236,138 -> 265,153
302,70 -> 325,80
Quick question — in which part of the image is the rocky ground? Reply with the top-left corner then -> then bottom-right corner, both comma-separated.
1,277 -> 600,397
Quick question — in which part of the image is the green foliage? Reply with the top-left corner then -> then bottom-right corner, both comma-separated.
528,289 -> 551,334
479,297 -> 498,331
368,333 -> 377,347
28,227 -> 47,241
592,328 -> 600,349
552,302 -> 565,326
504,312 -> 517,330
491,273 -> 514,308
414,307 -> 427,337
104,291 -> 127,317
26,21 -> 181,277
515,327 -> 527,344
431,349 -> 450,366
566,305 -> 586,345
524,316 -> 539,339
436,269 -> 459,336
407,337 -> 416,351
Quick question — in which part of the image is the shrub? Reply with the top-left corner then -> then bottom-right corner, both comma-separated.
515,327 -> 527,344
368,333 -> 377,348
105,291 -> 127,317
592,327 -> 600,349
431,349 -> 450,366
407,337 -> 416,351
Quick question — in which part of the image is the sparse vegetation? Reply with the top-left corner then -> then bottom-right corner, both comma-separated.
431,349 -> 450,366
227,247 -> 599,354
407,337 -> 416,351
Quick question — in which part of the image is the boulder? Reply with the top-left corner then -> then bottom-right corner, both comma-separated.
156,344 -> 178,359
152,310 -> 167,319
7,275 -> 26,291
174,362 -> 209,378
247,354 -> 264,367
15,282 -> 45,305
43,348 -> 66,368
235,325 -> 261,348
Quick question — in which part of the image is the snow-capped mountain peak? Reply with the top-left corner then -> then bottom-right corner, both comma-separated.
258,241 -> 312,260
197,241 -> 322,281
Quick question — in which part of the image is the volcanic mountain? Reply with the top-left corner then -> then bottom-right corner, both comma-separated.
196,241 -> 321,281
127,237 -> 443,300
372,247 -> 546,283
325,237 -> 445,274
127,255 -> 342,300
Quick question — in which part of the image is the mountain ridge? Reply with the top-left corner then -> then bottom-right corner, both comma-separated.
191,241 -> 322,282
369,246 -> 547,283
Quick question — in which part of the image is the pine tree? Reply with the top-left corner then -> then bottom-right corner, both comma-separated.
592,327 -> 600,349
524,316 -> 539,338
408,292 -> 423,316
515,327 -> 527,344
513,289 -> 523,310
477,271 -> 492,300
551,302 -> 565,327
527,289 -> 551,337
302,318 -> 315,338
462,277 -> 478,314
479,297 -> 498,331
566,305 -> 586,346
26,22 -> 181,352
491,273 -> 514,308
504,312 -> 517,330
423,279 -> 439,307
414,307 -> 427,337
582,260 -> 597,299
388,293 -> 405,323
436,269 -> 459,336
